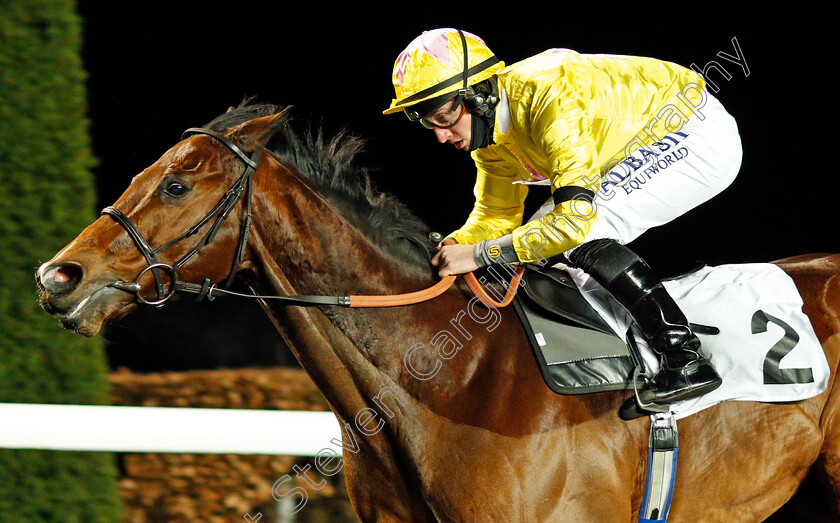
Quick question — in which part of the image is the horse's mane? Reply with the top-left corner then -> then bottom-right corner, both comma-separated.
203,100 -> 432,266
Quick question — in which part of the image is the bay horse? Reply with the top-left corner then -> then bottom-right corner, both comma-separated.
36,102 -> 840,521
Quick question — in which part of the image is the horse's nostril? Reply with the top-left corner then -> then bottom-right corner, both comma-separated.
41,263 -> 84,295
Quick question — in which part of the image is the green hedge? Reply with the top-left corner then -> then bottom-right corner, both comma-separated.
0,1 -> 122,520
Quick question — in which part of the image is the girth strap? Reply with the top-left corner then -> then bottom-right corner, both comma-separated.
639,412 -> 679,522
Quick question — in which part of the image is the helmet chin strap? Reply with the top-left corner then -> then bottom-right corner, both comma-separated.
468,110 -> 495,151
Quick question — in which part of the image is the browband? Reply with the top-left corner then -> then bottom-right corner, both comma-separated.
182,127 -> 259,170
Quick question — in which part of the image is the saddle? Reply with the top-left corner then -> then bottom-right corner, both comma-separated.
511,264 -> 645,394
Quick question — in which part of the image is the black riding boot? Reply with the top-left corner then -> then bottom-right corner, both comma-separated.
568,239 -> 722,420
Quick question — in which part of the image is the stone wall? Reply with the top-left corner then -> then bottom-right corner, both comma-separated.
109,367 -> 357,522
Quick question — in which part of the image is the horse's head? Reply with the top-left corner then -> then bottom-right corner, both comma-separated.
36,105 -> 287,336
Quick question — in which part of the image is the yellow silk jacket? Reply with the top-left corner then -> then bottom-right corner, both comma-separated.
447,49 -> 707,262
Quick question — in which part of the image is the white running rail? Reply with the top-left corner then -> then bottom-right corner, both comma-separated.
0,403 -> 342,456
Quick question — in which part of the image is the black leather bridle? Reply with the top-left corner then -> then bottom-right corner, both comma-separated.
102,127 -> 349,308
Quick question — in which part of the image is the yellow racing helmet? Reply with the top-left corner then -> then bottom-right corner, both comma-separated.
384,28 -> 505,118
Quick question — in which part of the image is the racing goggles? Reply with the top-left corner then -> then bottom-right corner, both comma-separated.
404,95 -> 465,129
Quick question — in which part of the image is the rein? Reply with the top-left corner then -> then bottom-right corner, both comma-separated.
347,252 -> 524,308
103,127 -> 524,309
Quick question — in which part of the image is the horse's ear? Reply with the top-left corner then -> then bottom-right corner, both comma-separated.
226,108 -> 290,152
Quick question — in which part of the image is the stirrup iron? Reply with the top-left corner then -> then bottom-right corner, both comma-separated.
631,366 -> 669,414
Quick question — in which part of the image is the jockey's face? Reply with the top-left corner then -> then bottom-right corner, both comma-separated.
429,100 -> 472,151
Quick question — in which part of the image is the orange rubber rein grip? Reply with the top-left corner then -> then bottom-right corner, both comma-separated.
348,239 -> 525,308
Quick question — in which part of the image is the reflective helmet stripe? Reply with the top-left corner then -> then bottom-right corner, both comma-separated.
400,55 -> 501,106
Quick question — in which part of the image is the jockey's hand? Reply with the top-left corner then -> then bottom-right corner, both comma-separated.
432,243 -> 478,277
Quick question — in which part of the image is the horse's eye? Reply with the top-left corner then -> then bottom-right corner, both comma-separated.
164,181 -> 188,197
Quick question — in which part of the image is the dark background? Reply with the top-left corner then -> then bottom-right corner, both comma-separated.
74,2 -> 837,371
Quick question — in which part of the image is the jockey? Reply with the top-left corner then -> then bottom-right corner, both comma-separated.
384,28 -> 743,419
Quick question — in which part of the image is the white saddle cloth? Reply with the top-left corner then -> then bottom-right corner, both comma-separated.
561,262 -> 829,419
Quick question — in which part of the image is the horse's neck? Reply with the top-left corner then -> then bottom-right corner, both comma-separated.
244,162 -> 607,448
245,165 -> 441,419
